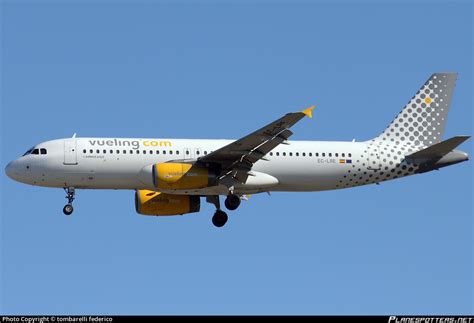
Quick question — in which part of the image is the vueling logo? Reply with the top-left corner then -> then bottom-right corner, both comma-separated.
89,139 -> 172,150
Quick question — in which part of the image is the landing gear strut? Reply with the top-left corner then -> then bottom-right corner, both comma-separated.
206,195 -> 228,228
63,187 -> 75,216
225,194 -> 241,211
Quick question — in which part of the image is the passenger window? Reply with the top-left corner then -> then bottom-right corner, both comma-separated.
348,153 -> 352,157
335,153 -> 338,157
123,150 -> 127,154
116,150 -> 120,154
163,151 -> 166,155
196,151 -> 200,155
186,150 -> 190,155
96,149 -> 100,154
204,151 -> 207,155
156,150 -> 160,155
130,150 -> 134,154
322,153 -> 325,157
136,150 -> 140,154
276,152 -> 280,156
169,150 -> 173,155
83,149 -> 86,154
309,153 -> 312,157
110,150 -> 113,154
143,150 -> 146,154
32,149 -> 39,155
315,153 -> 319,157
103,149 -> 107,154
329,153 -> 332,157
289,152 -> 293,157
296,152 -> 299,157
270,152 -> 273,156
283,152 -> 286,156
342,153 -> 345,157
176,150 -> 179,155
150,150 -> 153,154
90,149 -> 93,154
302,153 -> 305,157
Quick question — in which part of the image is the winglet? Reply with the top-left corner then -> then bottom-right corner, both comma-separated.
301,106 -> 315,118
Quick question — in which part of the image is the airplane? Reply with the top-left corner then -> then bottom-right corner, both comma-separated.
5,73 -> 470,227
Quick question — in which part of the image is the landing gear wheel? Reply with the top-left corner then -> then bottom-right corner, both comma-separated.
63,204 -> 74,216
225,194 -> 241,211
63,187 -> 76,216
212,210 -> 228,227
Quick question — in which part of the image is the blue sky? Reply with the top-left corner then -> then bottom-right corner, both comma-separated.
1,0 -> 472,315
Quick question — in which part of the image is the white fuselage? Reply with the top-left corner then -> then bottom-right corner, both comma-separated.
5,137 -> 428,196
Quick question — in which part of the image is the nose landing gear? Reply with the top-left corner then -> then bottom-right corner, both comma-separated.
63,187 -> 75,216
63,204 -> 74,215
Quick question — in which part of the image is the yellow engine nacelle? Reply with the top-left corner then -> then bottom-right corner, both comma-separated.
135,190 -> 200,216
152,163 -> 215,190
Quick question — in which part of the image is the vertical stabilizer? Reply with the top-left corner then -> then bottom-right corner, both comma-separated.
374,73 -> 457,147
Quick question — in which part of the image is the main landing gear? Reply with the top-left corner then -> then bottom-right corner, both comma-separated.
212,210 -> 228,228
224,194 -> 241,211
207,194 -> 242,227
207,196 -> 228,227
63,187 -> 75,216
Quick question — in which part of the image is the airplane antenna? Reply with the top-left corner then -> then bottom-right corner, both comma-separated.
72,133 -> 77,138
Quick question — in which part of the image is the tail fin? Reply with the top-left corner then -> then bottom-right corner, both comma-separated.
375,73 -> 457,147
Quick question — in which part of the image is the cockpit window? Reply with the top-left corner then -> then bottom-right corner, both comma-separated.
22,147 -> 46,156
22,148 -> 34,156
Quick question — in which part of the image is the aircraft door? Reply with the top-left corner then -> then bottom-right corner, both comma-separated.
64,139 -> 78,165
367,141 -> 381,171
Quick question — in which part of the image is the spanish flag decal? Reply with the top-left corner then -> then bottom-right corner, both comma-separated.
339,159 -> 352,164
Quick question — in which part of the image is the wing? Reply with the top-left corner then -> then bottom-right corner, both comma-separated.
197,106 -> 315,183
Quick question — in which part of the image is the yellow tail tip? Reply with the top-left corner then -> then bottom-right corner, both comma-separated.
302,105 -> 315,118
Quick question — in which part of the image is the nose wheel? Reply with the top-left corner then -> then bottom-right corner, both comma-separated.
63,187 -> 76,216
63,204 -> 74,215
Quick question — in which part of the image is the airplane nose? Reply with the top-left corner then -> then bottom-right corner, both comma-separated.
5,160 -> 20,181
5,161 -> 14,179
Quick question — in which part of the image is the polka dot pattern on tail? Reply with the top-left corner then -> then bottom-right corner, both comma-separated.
375,73 -> 457,148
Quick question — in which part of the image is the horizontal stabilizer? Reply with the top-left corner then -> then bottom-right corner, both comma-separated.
406,136 -> 470,162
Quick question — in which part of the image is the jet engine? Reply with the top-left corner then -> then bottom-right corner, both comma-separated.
135,190 -> 200,216
152,163 -> 216,190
